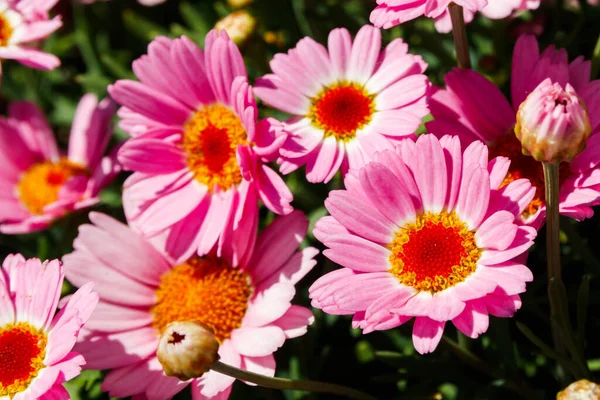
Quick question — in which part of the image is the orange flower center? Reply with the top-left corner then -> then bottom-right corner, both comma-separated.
0,323 -> 47,397
489,133 -> 571,218
0,13 -> 14,47
151,256 -> 253,342
17,159 -> 89,215
182,104 -> 247,192
308,82 -> 374,141
389,211 -> 481,294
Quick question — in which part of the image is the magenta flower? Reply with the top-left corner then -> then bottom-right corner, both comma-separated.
0,0 -> 61,78
0,95 -> 118,234
0,254 -> 98,399
110,31 -> 293,264
427,34 -> 600,227
310,134 -> 536,354
254,25 -> 430,183
370,0 -> 540,33
62,211 -> 318,399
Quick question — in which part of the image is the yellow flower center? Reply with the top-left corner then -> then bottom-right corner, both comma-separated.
17,159 -> 89,215
182,104 -> 247,192
0,323 -> 47,397
151,256 -> 253,343
308,82 -> 375,141
389,211 -> 481,294
0,12 -> 14,47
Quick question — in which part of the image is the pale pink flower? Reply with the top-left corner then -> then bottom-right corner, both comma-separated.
0,0 -> 61,78
109,31 -> 293,264
0,95 -> 118,234
427,34 -> 600,227
371,0 -> 540,33
63,211 -> 318,399
310,134 -> 537,354
254,25 -> 430,183
515,78 -> 591,163
0,254 -> 98,399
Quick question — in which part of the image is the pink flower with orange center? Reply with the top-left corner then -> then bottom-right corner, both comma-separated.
0,254 -> 98,399
0,95 -> 118,234
254,25 -> 430,183
63,211 -> 317,399
110,31 -> 293,264
427,34 -> 600,227
310,134 -> 536,354
370,0 -> 540,33
0,0 -> 62,80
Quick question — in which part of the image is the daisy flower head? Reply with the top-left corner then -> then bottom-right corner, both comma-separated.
0,0 -> 61,78
62,211 -> 318,399
110,31 -> 293,264
254,25 -> 430,183
0,95 -> 118,234
309,134 -> 537,354
427,34 -> 600,227
370,0 -> 540,33
0,254 -> 98,399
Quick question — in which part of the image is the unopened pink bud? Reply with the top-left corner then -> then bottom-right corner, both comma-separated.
515,78 -> 591,163
156,321 -> 220,381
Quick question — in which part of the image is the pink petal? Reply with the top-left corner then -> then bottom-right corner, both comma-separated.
230,326 -> 286,357
412,317 -> 445,354
68,95 -> 115,168
325,190 -> 395,244
76,328 -> 158,370
243,282 -> 294,327
0,46 -> 60,70
359,161 -> 416,227
322,233 -> 391,272
272,305 -> 314,339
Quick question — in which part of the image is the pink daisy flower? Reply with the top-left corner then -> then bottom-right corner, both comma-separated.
0,254 -> 98,399
253,25 -> 430,183
0,95 -> 118,234
109,31 -> 293,263
427,34 -> 600,227
0,0 -> 61,78
370,0 -> 540,33
309,134 -> 537,354
62,211 -> 318,399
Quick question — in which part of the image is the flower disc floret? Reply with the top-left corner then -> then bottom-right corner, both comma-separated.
308,82 -> 374,141
0,12 -> 13,46
390,211 -> 481,294
0,323 -> 47,397
17,159 -> 89,215
182,104 -> 247,192
151,256 -> 253,342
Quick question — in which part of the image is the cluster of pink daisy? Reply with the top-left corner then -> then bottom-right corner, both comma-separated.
0,0 -> 598,398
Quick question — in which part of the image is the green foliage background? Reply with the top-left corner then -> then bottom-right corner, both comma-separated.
1,0 -> 600,399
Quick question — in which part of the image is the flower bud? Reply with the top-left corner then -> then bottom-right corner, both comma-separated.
215,10 -> 257,46
557,379 -> 600,400
515,78 -> 591,163
227,0 -> 253,8
156,321 -> 220,381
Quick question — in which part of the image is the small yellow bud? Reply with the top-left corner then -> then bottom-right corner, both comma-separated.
215,11 -> 257,46
156,321 -> 220,381
557,379 -> 600,400
227,0 -> 253,9
515,78 -> 591,163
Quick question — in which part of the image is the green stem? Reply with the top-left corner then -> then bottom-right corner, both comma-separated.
543,162 -> 561,281
448,3 -> 471,69
210,361 -> 377,400
542,162 -> 566,368
442,337 -> 539,399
